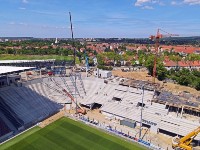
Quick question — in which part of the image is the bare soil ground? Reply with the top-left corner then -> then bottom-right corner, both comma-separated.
112,70 -> 200,96
39,110 -> 64,128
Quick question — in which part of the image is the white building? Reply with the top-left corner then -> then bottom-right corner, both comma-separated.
94,69 -> 112,78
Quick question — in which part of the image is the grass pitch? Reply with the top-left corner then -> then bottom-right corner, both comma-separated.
0,117 -> 145,150
0,54 -> 80,63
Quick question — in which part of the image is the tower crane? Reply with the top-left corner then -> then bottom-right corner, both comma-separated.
149,29 -> 179,83
172,126 -> 200,150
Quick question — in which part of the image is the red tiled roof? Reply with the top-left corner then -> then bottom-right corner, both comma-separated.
164,60 -> 200,67
178,61 -> 190,67
164,60 -> 177,67
187,61 -> 200,67
161,45 -> 200,54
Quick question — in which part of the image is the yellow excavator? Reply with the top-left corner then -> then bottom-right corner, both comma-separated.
172,127 -> 200,150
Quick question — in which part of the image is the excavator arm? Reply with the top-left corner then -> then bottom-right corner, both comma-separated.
62,89 -> 86,114
44,77 -> 86,115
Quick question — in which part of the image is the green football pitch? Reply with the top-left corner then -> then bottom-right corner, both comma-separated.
0,117 -> 146,150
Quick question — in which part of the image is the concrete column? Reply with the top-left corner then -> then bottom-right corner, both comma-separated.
20,73 -> 22,82
167,106 -> 170,115
6,75 -> 9,86
40,69 -> 42,78
157,128 -> 159,134
25,72 -> 28,81
97,68 -> 99,78
176,107 -> 179,117
180,106 -> 184,118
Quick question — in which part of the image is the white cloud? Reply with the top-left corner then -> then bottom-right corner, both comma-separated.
135,0 -> 151,6
22,0 -> 28,3
9,22 -> 15,25
19,22 -> 28,26
142,5 -> 154,9
8,22 -> 28,26
135,0 -> 200,7
171,0 -> 200,6
152,0 -> 160,4
171,1 -> 178,5
30,10 -> 61,16
183,0 -> 200,5
159,2 -> 165,6
19,7 -> 26,10
134,0 -> 161,7
170,1 -> 182,5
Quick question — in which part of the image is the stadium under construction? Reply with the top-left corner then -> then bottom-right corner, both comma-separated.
1,62 -> 200,149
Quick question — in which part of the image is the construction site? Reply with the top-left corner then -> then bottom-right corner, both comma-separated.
0,13 -> 200,150
1,64 -> 199,148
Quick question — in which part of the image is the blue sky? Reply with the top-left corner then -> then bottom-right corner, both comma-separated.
0,0 -> 200,38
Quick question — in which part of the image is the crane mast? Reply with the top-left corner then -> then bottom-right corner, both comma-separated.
69,12 -> 76,67
150,29 -> 179,83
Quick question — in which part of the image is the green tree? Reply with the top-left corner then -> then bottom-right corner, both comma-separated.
126,50 -> 135,56
94,50 -> 97,56
157,63 -> 167,81
194,79 -> 200,90
144,54 -> 155,75
104,47 -> 111,52
97,54 -> 105,65
144,54 -> 167,81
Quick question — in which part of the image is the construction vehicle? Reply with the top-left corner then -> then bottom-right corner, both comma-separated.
42,77 -> 86,114
149,29 -> 178,83
172,126 -> 200,150
62,88 -> 86,114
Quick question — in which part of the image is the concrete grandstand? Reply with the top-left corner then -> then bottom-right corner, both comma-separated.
1,65 -> 200,148
0,66 -> 63,142
18,75 -> 200,141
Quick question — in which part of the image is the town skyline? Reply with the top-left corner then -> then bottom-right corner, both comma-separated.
0,0 -> 200,38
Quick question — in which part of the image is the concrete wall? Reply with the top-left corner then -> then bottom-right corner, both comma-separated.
0,75 -> 21,87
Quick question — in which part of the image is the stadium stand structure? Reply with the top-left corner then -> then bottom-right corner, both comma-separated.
0,60 -> 73,68
0,86 -> 62,127
0,96 -> 23,130
6,76 -> 199,142
71,77 -> 200,141
0,85 -> 62,141
0,117 -> 13,141
69,72 -> 86,97
1,73 -> 200,143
